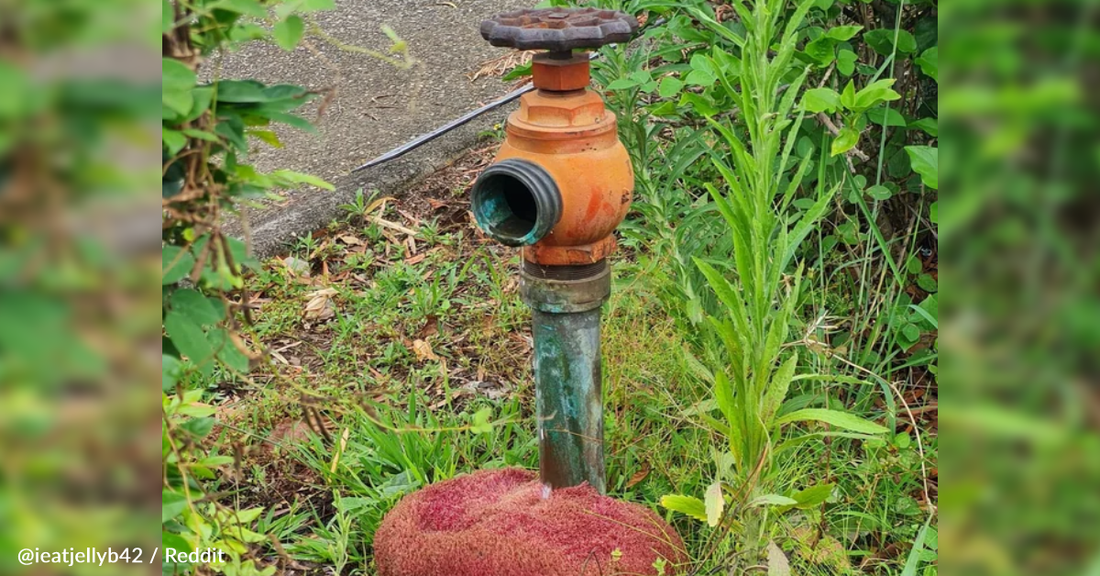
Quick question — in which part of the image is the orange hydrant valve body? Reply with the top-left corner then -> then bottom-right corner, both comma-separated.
481,58 -> 633,266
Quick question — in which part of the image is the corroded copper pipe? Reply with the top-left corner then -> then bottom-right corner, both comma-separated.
522,260 -> 610,493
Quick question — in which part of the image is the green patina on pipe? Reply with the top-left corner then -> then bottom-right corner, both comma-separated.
520,260 -> 611,494
532,308 -> 605,494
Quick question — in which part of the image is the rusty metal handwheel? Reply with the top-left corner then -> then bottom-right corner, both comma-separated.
480,8 -> 639,52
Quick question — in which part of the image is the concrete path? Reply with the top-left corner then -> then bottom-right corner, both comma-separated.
221,0 -> 532,257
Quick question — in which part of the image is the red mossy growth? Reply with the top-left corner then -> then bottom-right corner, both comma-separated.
374,468 -> 687,576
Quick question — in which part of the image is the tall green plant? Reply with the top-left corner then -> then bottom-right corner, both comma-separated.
657,0 -> 889,565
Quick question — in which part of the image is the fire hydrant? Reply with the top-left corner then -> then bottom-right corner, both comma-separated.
373,10 -> 686,576
471,8 -> 637,494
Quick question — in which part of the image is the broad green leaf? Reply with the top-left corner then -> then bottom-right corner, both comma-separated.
162,58 -> 196,92
802,88 -> 841,113
902,322 -> 921,343
830,126 -> 859,156
266,111 -> 317,132
836,49 -> 857,76
273,15 -> 305,51
169,288 -> 223,326
181,416 -> 215,439
867,106 -> 906,127
182,129 -> 221,142
658,76 -> 684,98
864,29 -> 917,56
915,47 -> 938,83
163,531 -> 192,554
853,78 -> 901,110
690,53 -> 715,73
183,86 -> 214,123
164,310 -> 215,378
867,185 -> 893,200
905,146 -> 938,189
208,328 -> 251,374
791,482 -> 834,508
162,490 -> 188,522
929,201 -> 938,224
221,0 -> 269,17
502,62 -> 531,81
213,80 -> 305,103
605,77 -> 641,91
705,482 -> 724,527
225,237 -> 261,271
826,25 -> 863,41
249,129 -> 283,148
162,246 -> 195,285
749,494 -> 799,507
680,93 -> 719,116
647,101 -> 679,118
804,36 -> 836,66
162,90 -> 193,117
220,506 -> 265,526
840,80 -> 856,110
660,495 -> 707,522
470,407 -> 493,434
910,117 -> 938,137
230,23 -> 269,43
684,69 -> 716,87
162,354 -> 183,391
162,0 -> 174,33
162,58 -> 196,115
777,408 -> 889,434
163,129 -> 187,156
628,70 -> 652,84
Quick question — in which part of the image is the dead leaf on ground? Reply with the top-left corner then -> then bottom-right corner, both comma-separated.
266,419 -> 328,454
304,288 -> 338,320
415,316 -> 440,339
412,339 -> 439,362
625,465 -> 651,489
338,234 -> 363,246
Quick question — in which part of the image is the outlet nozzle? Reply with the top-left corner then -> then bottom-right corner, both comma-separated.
471,158 -> 562,246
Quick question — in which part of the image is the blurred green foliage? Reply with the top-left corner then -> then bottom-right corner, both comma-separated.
940,0 -> 1100,574
1,0 -> 160,574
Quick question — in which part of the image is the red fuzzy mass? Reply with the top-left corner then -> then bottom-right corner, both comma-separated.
375,468 -> 687,576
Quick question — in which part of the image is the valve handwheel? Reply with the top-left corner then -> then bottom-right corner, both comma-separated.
480,8 -> 639,52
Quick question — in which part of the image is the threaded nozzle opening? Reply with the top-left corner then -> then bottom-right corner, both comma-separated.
471,158 -> 562,247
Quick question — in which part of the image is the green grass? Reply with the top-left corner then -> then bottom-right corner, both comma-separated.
197,203 -> 934,575
191,0 -> 939,573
